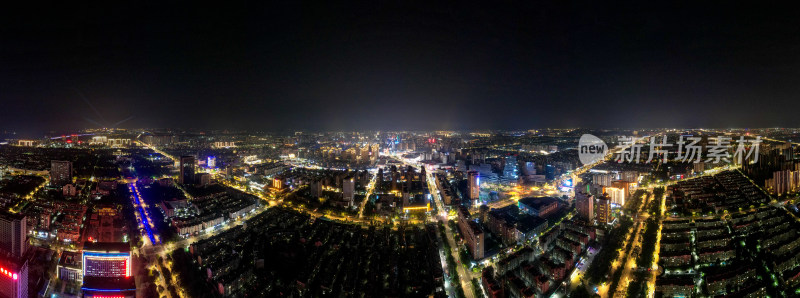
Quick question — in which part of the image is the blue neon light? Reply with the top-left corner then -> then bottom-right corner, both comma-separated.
81,288 -> 136,292
83,252 -> 129,257
130,183 -> 158,244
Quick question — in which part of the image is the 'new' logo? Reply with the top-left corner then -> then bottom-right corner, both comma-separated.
578,134 -> 607,165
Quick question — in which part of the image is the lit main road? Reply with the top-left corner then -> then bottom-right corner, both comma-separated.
136,140 -> 177,162
129,182 -> 159,245
126,142 -> 191,298
761,136 -> 800,146
612,192 -> 653,297
426,172 -> 448,221
357,170 -> 378,218
595,192 -> 650,297
8,175 -> 48,213
137,189 -> 269,298
388,151 -> 476,297
646,188 -> 667,298
625,165 -> 732,298
424,170 -> 476,298
128,181 -> 182,298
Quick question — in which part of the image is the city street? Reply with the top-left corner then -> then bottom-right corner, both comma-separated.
425,170 -> 477,298
387,151 -> 478,298
357,170 -> 378,218
612,192 -> 652,297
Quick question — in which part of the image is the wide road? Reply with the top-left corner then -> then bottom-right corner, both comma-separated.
388,151 -> 477,297
425,170 -> 476,298
646,188 -> 667,298
127,144 -> 259,298
357,171 -> 378,218
128,181 -> 181,298
612,192 -> 652,297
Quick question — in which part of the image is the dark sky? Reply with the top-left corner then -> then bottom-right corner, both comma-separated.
2,2 -> 800,136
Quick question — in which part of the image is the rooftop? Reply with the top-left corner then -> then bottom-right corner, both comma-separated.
518,197 -> 558,209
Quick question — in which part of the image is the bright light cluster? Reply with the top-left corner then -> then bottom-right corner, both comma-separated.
83,252 -> 132,277
0,266 -> 18,280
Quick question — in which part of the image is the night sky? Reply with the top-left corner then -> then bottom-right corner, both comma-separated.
2,3 -> 800,135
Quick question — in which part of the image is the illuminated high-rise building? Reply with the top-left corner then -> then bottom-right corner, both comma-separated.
389,166 -> 399,191
468,170 -> 480,202
50,160 -> 73,186
81,242 -> 135,298
179,155 -> 195,184
522,161 -> 536,176
503,156 -> 517,179
766,167 -> 800,195
592,173 -> 613,187
620,171 -> 639,182
456,206 -> 484,259
16,140 -> 34,147
596,195 -> 611,224
0,255 -> 27,298
0,212 -> 26,258
406,166 -> 415,191
343,176 -> 355,205
369,143 -> 380,163
605,187 -> 626,206
197,173 -> 211,187
82,243 -> 131,278
377,168 -> 384,192
575,192 -> 594,222
207,156 -> 216,168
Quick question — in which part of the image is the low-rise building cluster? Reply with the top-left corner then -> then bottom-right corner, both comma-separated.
176,207 -> 444,297
657,171 -> 798,297
166,187 -> 258,237
667,170 -> 770,215
484,219 -> 594,297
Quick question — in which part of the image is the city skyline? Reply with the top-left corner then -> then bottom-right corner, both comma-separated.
0,128 -> 798,297
2,3 -> 800,298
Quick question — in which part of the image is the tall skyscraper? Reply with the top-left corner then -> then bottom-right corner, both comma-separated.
456,206 -> 484,259
545,164 -> 555,180
0,212 -> 27,298
0,255 -> 28,298
50,160 -> 73,186
592,173 -> 613,187
0,212 -> 26,258
369,143 -> 380,163
597,195 -> 611,224
503,156 -> 517,178
620,171 -> 639,182
342,176 -> 355,205
207,156 -> 216,168
391,166 -> 399,191
406,166 -> 415,191
197,173 -> 211,187
468,170 -> 480,202
377,168 -> 384,192
522,162 -> 536,176
575,192 -> 594,222
179,156 -> 195,184
605,187 -> 626,206
766,167 -> 800,195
